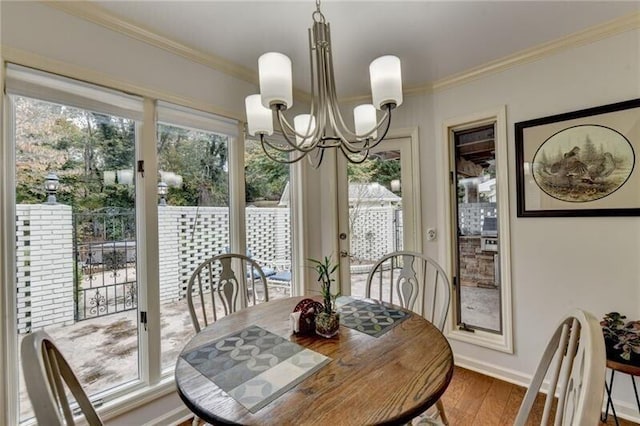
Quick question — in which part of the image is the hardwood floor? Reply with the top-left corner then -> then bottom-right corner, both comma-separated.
178,366 -> 639,425
439,367 -> 638,426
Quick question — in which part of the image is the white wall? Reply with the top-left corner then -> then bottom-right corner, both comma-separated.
2,0 -> 640,423
399,29 -> 640,416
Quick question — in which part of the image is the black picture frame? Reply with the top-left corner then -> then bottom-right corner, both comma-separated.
515,99 -> 640,217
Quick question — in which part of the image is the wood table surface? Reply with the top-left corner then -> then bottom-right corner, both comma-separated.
175,296 -> 454,425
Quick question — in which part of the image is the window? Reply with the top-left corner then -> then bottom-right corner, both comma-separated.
156,102 -> 236,372
2,65 -> 265,424
244,138 -> 293,299
6,64 -> 144,422
444,107 -> 513,353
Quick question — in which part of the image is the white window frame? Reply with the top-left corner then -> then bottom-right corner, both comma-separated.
442,106 -> 514,354
0,63 -> 255,424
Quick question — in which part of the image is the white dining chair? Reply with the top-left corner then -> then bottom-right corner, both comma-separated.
187,252 -> 269,333
514,309 -> 606,426
21,330 -> 104,426
366,250 -> 451,424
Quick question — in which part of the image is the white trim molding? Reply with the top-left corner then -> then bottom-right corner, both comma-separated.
442,106 -> 514,354
42,0 -> 311,104
1,46 -> 242,123
41,2 -> 639,102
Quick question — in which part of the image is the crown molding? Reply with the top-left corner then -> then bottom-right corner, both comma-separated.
43,2 -> 638,101
44,1 -> 255,84
2,46 -> 243,122
42,0 -> 312,103
430,11 -> 640,93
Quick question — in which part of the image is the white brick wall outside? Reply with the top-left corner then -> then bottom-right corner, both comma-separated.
16,203 -> 401,332
16,204 -> 74,333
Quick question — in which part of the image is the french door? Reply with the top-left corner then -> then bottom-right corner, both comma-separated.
336,135 -> 421,297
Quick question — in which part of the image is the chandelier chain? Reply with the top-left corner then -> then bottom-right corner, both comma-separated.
313,0 -> 325,23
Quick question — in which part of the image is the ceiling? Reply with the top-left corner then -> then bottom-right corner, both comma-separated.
91,1 -> 638,98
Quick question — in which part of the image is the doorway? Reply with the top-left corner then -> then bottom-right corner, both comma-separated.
444,106 -> 513,353
336,135 -> 421,297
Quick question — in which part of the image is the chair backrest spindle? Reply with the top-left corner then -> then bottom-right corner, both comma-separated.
187,253 -> 269,333
366,250 -> 451,331
515,310 -> 605,426
21,330 -> 104,426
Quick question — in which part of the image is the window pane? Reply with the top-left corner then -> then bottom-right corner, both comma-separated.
157,121 -> 231,372
244,139 -> 292,299
346,152 -> 402,297
13,95 -> 140,422
453,125 -> 502,333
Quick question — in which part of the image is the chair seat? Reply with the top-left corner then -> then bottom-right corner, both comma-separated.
270,270 -> 291,282
249,267 -> 276,279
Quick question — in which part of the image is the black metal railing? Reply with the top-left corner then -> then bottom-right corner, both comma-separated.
76,281 -> 137,320
73,208 -> 138,321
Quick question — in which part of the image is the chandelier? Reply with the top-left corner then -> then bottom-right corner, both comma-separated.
244,0 -> 403,167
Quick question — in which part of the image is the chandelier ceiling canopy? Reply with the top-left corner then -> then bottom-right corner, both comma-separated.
245,0 -> 403,167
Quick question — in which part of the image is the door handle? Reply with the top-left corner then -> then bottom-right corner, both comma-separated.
339,250 -> 349,258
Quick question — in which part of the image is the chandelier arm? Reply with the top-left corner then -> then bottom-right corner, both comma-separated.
260,135 -> 309,164
359,105 -> 393,151
323,28 -> 390,142
322,28 -> 360,140
306,146 -> 325,169
339,144 -> 370,164
306,27 -> 319,127
334,105 -> 392,153
315,28 -> 330,142
275,109 -> 323,152
260,135 -> 297,153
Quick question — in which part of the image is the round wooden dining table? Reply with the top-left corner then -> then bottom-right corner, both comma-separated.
175,296 -> 454,425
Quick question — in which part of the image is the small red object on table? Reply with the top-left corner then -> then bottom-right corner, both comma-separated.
293,298 -> 324,335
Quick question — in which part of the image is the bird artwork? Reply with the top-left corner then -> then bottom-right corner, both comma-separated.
531,125 -> 633,203
542,146 -> 617,183
586,152 -> 616,182
548,146 -> 589,179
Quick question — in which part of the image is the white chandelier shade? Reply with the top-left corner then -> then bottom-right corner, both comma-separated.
258,52 -> 293,109
370,55 -> 403,110
245,0 -> 402,166
245,94 -> 274,136
353,104 -> 377,141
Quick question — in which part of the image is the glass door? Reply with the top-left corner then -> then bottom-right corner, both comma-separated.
337,137 -> 420,297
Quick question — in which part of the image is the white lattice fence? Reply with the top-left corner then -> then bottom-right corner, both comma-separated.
246,207 -> 291,265
349,206 -> 399,262
458,203 -> 497,235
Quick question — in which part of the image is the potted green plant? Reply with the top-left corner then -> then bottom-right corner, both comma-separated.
309,255 -> 340,338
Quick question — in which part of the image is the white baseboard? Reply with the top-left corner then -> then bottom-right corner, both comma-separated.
142,406 -> 192,426
454,354 -> 640,423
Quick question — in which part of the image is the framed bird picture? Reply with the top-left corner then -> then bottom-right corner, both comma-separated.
515,98 -> 640,217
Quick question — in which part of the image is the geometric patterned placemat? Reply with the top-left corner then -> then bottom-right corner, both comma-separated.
181,325 -> 330,413
339,298 -> 410,338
